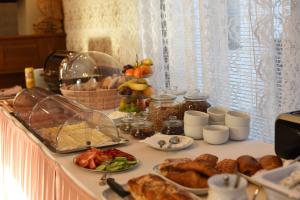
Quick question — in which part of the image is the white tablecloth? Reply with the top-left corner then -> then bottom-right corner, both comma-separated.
0,107 -> 273,200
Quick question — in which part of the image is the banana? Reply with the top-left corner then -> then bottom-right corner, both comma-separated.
117,78 -> 148,90
128,82 -> 148,91
117,81 -> 130,90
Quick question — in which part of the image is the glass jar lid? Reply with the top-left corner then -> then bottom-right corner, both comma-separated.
131,121 -> 153,129
151,93 -> 176,102
184,89 -> 209,100
121,116 -> 135,123
163,116 -> 183,127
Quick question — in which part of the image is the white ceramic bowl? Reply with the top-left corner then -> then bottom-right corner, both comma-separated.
225,111 -> 250,127
207,106 -> 229,122
203,125 -> 229,145
184,125 -> 204,140
229,126 -> 250,141
184,110 -> 209,126
209,120 -> 225,125
208,174 -> 248,200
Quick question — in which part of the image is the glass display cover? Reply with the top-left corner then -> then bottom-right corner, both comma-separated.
13,88 -> 124,153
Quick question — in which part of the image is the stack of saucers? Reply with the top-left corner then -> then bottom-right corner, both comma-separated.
225,111 -> 250,141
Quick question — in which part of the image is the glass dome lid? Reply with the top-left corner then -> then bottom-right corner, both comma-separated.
28,95 -> 124,153
60,51 -> 122,81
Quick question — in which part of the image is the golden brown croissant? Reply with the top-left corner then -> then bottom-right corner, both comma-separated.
195,154 -> 218,167
161,159 -> 219,177
162,170 -> 208,188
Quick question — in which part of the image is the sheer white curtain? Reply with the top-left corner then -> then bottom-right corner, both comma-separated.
139,0 -> 300,143
139,0 -> 199,91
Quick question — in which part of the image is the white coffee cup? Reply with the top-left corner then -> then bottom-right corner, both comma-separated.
184,110 -> 209,126
208,174 -> 248,200
207,106 -> 229,122
203,125 -> 229,145
184,125 -> 204,140
225,111 -> 250,127
228,126 -> 250,141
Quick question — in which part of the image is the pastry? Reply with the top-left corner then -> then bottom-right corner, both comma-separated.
128,174 -> 196,200
161,159 -> 219,177
195,154 -> 218,167
259,155 -> 283,170
162,170 -> 208,188
237,155 -> 261,176
159,158 -> 192,171
216,159 -> 238,173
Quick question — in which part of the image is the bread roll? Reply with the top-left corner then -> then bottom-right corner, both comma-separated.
259,155 -> 283,170
237,155 -> 261,176
216,159 -> 238,173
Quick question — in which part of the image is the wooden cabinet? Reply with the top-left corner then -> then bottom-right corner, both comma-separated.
0,34 -> 66,87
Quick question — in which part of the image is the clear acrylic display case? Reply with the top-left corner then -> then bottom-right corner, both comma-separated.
59,51 -> 125,110
13,88 -> 125,153
13,87 -> 54,123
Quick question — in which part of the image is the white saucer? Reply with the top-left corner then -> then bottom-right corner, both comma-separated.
140,134 -> 194,151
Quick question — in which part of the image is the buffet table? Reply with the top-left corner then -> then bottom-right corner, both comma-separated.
0,107 -> 273,200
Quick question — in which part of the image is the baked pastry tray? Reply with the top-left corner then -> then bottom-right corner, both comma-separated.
11,113 -> 128,154
101,183 -> 202,200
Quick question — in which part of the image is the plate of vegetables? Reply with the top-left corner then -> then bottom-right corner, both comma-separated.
74,148 -> 139,172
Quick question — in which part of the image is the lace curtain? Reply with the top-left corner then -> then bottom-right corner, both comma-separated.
139,0 -> 199,90
63,0 -> 300,142
63,0 -> 139,65
139,0 -> 300,142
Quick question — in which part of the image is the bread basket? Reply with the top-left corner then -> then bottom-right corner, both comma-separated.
60,88 -> 120,110
59,51 -> 123,110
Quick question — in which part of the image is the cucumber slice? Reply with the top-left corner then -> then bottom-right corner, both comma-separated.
127,160 -> 137,165
114,157 -> 127,161
96,164 -> 106,171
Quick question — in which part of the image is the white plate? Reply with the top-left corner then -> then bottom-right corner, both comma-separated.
101,182 -> 202,200
140,134 -> 194,151
74,158 -> 139,173
152,164 -> 208,195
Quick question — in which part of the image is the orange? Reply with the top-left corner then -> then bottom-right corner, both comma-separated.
133,67 -> 143,78
139,65 -> 153,77
125,68 -> 134,76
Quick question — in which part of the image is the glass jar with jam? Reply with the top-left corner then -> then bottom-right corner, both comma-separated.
182,89 -> 211,113
162,116 -> 184,135
130,121 -> 155,139
148,93 -> 181,132
119,116 -> 135,133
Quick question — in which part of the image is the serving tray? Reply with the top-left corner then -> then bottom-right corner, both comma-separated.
101,183 -> 203,200
11,113 -> 128,154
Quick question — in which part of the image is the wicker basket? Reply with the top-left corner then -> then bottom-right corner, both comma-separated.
60,88 -> 121,110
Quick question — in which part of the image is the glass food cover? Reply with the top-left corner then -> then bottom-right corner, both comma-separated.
13,87 -> 55,123
59,51 -> 125,110
13,88 -> 125,153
